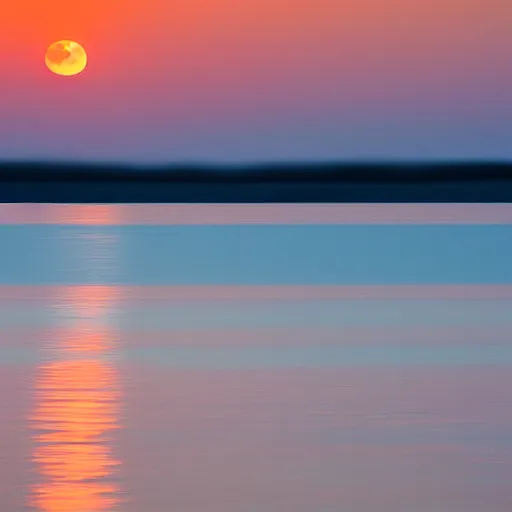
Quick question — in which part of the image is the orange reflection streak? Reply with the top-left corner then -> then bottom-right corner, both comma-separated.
50,205 -> 123,226
30,285 -> 122,511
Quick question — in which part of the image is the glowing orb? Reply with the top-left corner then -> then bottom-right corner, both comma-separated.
45,40 -> 87,77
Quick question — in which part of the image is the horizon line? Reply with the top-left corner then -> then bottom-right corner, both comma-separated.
1,160 -> 511,202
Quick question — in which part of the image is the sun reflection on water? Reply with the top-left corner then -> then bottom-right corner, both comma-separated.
29,212 -> 123,511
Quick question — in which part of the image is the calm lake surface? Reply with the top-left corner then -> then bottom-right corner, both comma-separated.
0,203 -> 511,512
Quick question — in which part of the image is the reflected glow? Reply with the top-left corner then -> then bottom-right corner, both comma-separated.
29,213 -> 123,511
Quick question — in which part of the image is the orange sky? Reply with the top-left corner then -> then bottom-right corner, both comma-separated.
1,0 -> 511,161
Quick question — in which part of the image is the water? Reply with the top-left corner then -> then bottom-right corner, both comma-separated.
0,204 -> 511,512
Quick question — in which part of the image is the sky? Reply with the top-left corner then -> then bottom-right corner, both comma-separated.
1,0 -> 511,163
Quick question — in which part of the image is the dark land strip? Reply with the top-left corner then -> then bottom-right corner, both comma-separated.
1,162 -> 511,202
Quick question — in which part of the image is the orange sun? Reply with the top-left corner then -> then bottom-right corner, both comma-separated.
45,40 -> 87,76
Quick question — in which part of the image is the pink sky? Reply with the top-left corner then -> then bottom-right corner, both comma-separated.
1,0 -> 511,162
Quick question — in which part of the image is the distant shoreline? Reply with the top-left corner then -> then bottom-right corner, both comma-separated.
1,162 -> 511,202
